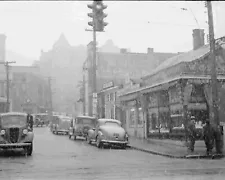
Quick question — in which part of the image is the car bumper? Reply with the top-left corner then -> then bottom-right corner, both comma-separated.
57,130 -> 69,132
0,143 -> 31,148
101,140 -> 129,145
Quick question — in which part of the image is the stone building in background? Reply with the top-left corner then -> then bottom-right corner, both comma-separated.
37,34 -> 86,114
10,66 -> 50,114
82,41 -> 178,117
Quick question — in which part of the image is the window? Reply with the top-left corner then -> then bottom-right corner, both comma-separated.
111,107 -> 114,119
129,109 -> 135,126
138,108 -> 143,125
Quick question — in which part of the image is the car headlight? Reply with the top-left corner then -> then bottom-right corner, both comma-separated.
23,129 -> 28,134
0,129 -> 5,135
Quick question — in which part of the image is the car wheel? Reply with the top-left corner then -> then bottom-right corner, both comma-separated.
96,136 -> 102,148
56,131 -> 58,135
69,135 -> 71,139
121,144 -> 127,149
74,136 -> 76,140
25,143 -> 33,156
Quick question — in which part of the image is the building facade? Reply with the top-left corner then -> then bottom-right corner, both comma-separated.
119,29 -> 225,139
10,66 -> 49,114
83,41 -> 178,117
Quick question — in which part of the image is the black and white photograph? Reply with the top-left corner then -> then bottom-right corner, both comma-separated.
0,1 -> 225,180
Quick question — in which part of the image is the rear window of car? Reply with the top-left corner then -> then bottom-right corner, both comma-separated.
104,121 -> 120,127
77,118 -> 95,124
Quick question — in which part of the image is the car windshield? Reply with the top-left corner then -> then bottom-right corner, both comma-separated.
61,118 -> 71,122
1,115 -> 27,127
77,118 -> 95,125
104,121 -> 120,127
36,114 -> 47,120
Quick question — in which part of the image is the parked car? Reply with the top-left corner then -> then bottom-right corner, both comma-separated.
0,112 -> 34,155
34,113 -> 48,127
69,115 -> 96,140
52,116 -> 71,135
86,118 -> 129,149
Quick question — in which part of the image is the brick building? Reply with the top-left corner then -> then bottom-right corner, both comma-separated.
82,41 -> 178,117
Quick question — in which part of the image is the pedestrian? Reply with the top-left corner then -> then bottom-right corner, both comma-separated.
203,119 -> 215,155
186,116 -> 196,152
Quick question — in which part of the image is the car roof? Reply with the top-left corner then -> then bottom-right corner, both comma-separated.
97,118 -> 121,125
1,112 -> 28,117
76,115 -> 96,119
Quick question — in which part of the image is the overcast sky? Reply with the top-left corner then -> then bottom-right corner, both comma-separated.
0,1 -> 224,64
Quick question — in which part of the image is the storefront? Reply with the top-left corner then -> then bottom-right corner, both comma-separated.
119,40 -> 225,139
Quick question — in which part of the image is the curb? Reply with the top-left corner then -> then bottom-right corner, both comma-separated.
127,145 -> 186,159
127,145 -> 224,159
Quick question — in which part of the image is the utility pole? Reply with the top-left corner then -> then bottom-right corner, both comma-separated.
0,61 -> 16,112
207,1 -> 219,125
206,1 -> 223,154
87,0 -> 108,117
47,76 -> 53,120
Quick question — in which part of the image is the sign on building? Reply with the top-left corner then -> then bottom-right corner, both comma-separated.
103,81 -> 114,89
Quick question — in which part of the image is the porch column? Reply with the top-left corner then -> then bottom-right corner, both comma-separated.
140,93 -> 148,139
134,100 -> 139,137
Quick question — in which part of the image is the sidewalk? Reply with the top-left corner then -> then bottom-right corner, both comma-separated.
127,137 -> 224,159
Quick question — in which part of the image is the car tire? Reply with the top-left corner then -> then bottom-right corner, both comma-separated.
121,144 -> 127,149
74,136 -> 76,140
69,135 -> 71,139
25,143 -> 33,156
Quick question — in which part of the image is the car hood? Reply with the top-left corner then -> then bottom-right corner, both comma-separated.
100,125 -> 125,137
1,125 -> 27,129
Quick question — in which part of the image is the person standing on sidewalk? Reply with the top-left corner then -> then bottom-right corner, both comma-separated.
187,116 -> 196,152
203,119 -> 215,155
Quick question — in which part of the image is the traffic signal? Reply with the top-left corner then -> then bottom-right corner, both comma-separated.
87,1 -> 108,32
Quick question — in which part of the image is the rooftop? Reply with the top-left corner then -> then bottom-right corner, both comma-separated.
142,44 -> 210,80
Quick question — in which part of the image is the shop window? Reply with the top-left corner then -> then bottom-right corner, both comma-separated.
159,112 -> 170,130
138,108 -> 143,125
111,107 -> 114,119
129,109 -> 135,127
151,113 -> 157,130
110,93 -> 114,102
190,85 -> 205,103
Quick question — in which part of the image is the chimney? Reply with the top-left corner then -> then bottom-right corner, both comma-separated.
147,48 -> 154,54
0,34 -> 6,62
120,48 -> 127,53
192,29 -> 205,50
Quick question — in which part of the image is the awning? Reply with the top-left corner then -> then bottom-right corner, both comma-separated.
119,92 -> 139,102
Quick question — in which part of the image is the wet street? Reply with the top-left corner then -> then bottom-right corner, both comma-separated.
0,127 -> 225,180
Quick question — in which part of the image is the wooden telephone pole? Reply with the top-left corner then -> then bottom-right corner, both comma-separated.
48,76 -> 53,116
0,61 -> 16,112
206,1 -> 223,154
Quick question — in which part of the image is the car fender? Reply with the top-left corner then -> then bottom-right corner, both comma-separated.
23,132 -> 34,142
96,131 -> 104,140
88,129 -> 95,139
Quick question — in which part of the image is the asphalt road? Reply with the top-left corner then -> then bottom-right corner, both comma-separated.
0,127 -> 225,180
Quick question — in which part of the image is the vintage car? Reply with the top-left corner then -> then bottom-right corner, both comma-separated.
69,115 -> 96,140
52,116 -> 71,135
0,112 -> 34,155
86,118 -> 129,149
34,113 -> 48,127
